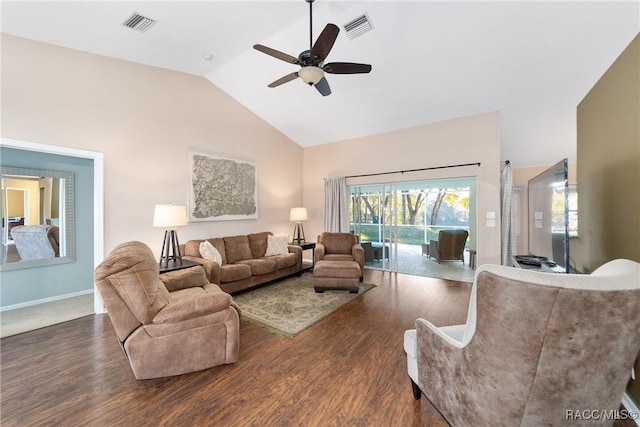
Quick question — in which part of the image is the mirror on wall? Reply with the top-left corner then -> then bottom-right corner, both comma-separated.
1,166 -> 75,270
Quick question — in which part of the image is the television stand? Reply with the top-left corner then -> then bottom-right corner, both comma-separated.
512,255 -> 567,273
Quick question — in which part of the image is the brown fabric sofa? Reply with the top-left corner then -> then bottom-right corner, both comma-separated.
94,241 -> 240,380
180,231 -> 302,294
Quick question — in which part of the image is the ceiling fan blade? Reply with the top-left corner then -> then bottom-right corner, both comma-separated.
253,44 -> 299,65
314,76 -> 331,97
310,24 -> 340,62
268,72 -> 299,88
323,62 -> 372,74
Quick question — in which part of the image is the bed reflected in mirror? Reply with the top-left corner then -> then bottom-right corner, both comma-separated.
1,166 -> 75,270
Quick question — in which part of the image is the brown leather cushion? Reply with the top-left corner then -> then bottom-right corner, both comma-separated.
313,260 -> 360,279
237,258 -> 277,276
223,235 -> 253,264
248,232 -> 271,259
159,266 -> 209,292
219,263 -> 252,283
324,254 -> 355,262
320,233 -> 356,254
184,238 -> 227,264
271,253 -> 297,269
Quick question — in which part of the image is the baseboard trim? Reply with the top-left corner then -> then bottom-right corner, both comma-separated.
0,289 -> 94,312
622,392 -> 640,426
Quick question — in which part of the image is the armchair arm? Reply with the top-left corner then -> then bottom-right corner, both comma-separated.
287,245 -> 303,269
182,256 -> 221,285
416,318 -> 466,349
153,292 -> 232,324
314,243 -> 326,262
351,244 -> 364,272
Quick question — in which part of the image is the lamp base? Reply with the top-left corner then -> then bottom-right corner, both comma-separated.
159,229 -> 182,268
292,222 -> 306,244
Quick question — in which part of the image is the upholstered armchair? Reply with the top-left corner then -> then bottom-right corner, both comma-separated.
94,241 -> 240,380
429,229 -> 468,263
404,259 -> 640,426
10,224 -> 60,260
315,232 -> 364,279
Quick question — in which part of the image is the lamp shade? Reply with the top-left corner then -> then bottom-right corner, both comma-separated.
298,66 -> 324,85
153,204 -> 187,228
289,207 -> 308,222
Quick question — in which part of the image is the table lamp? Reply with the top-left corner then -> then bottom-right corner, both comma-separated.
153,204 -> 187,268
290,207 -> 308,244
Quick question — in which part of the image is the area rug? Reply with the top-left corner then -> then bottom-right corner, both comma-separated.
233,274 -> 376,337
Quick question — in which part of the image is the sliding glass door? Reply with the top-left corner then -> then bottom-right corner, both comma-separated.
350,177 -> 476,279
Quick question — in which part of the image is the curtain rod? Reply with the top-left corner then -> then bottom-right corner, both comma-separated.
343,162 -> 481,179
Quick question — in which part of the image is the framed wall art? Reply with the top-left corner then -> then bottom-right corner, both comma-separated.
188,151 -> 258,221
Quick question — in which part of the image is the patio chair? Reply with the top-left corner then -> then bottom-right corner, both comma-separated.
429,230 -> 468,263
361,242 -> 374,265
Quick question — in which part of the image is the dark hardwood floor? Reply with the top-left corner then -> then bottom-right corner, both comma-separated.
2,270 -> 635,426
1,270 -> 471,426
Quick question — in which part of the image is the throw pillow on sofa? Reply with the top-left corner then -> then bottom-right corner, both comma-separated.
265,235 -> 289,256
200,240 -> 223,264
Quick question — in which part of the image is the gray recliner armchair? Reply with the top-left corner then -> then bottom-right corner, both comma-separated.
404,259 -> 640,426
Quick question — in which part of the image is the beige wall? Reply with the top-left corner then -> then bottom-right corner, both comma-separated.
1,178 -> 40,225
573,33 -> 640,273
574,33 -> 640,405
302,112 -> 502,266
1,35 -> 303,257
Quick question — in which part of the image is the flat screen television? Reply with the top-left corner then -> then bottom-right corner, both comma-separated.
526,159 -> 570,273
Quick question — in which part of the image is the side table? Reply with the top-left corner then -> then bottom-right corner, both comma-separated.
290,241 -> 316,272
159,258 -> 202,274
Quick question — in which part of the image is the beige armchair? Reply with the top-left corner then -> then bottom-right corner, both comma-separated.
94,241 -> 240,379
429,229 -> 468,263
315,232 -> 364,279
404,259 -> 640,426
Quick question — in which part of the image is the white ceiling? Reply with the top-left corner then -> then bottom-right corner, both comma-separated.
2,1 -> 639,166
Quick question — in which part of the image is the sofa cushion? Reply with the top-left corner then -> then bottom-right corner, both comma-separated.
159,265 -> 209,292
324,254 -> 355,262
184,238 -> 227,264
237,258 -> 278,276
224,235 -> 253,264
271,252 -> 298,270
199,241 -> 223,264
248,232 -> 271,258
219,263 -> 252,283
265,234 -> 289,256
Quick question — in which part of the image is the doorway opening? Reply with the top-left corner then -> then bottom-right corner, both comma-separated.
350,177 -> 476,282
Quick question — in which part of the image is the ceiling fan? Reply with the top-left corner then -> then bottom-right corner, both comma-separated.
253,0 -> 372,97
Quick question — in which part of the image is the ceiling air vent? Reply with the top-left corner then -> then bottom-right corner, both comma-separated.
343,13 -> 373,40
121,12 -> 157,33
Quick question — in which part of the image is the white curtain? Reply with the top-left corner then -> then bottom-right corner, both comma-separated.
501,162 -> 517,265
324,177 -> 350,232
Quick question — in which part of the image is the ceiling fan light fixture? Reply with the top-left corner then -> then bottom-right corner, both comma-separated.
298,66 -> 324,85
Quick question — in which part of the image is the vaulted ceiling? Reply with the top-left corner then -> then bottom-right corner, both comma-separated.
2,1 -> 638,166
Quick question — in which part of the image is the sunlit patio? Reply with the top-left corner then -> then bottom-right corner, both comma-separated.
364,242 -> 476,283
